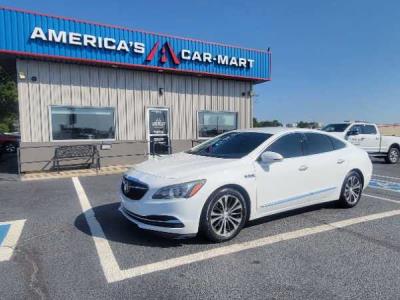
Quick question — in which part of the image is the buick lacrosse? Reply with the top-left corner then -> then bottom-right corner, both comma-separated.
119,128 -> 372,242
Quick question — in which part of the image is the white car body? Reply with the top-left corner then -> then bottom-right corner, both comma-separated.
119,128 -> 372,237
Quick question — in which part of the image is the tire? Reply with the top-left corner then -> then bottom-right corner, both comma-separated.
200,187 -> 248,243
338,171 -> 363,208
385,146 -> 400,164
3,142 -> 17,153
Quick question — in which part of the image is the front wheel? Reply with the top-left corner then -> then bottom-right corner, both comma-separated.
338,171 -> 363,208
385,147 -> 400,164
200,188 -> 248,243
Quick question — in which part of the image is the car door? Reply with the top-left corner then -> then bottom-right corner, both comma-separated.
254,133 -> 312,210
359,124 -> 380,153
302,132 -> 348,202
346,124 -> 364,147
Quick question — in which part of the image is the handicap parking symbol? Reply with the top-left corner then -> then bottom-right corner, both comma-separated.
369,179 -> 400,193
0,220 -> 25,262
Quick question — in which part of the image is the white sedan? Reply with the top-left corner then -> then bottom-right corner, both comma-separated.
119,128 -> 372,242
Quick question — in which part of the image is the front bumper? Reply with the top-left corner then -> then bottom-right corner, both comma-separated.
119,191 -> 206,235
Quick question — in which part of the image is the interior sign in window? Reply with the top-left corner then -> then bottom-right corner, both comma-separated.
149,110 -> 168,135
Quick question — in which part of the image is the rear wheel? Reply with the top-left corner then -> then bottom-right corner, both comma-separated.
200,187 -> 248,243
385,146 -> 400,164
3,142 -> 17,153
338,171 -> 363,208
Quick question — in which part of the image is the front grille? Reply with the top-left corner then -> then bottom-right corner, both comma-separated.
121,176 -> 149,200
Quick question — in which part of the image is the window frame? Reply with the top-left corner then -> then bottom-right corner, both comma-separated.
49,105 -> 117,142
197,110 -> 238,140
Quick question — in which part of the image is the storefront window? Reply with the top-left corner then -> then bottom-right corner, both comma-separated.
198,111 -> 237,138
50,106 -> 115,140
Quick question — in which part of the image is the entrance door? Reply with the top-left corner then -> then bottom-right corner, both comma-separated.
147,108 -> 171,155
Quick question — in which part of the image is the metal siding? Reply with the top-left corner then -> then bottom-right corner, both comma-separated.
17,60 -> 254,142
27,61 -> 41,142
38,61 -> 50,140
0,7 -> 270,81
16,60 -> 30,142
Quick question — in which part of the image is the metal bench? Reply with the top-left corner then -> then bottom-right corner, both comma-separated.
53,145 -> 100,173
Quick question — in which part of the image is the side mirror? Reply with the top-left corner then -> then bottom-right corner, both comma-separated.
347,130 -> 359,136
260,151 -> 284,164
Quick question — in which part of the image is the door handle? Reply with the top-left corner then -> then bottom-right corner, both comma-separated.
298,165 -> 308,171
337,159 -> 345,164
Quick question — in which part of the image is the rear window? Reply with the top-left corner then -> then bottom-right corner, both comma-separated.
304,133 -> 334,155
321,123 -> 350,132
329,136 -> 347,150
362,125 -> 377,135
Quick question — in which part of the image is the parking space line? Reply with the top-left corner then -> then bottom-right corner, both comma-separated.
72,177 -> 122,283
373,174 -> 400,181
364,193 -> 400,204
0,220 -> 26,262
72,176 -> 400,283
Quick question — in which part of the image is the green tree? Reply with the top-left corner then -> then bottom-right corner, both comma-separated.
253,118 -> 282,128
297,121 -> 320,129
0,66 -> 18,132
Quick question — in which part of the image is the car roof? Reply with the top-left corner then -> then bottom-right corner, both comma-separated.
236,127 -> 321,135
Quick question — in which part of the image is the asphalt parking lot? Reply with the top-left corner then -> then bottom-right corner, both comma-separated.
0,159 -> 400,299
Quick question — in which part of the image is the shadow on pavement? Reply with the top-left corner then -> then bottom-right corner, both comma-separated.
74,201 -> 339,248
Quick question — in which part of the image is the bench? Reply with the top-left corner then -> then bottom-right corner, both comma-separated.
53,145 -> 100,173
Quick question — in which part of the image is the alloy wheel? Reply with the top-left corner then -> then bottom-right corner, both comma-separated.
344,175 -> 362,204
210,194 -> 244,237
389,148 -> 399,163
4,143 -> 16,153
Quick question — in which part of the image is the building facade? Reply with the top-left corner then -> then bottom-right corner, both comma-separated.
0,7 -> 271,172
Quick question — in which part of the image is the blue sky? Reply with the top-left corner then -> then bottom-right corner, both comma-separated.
2,0 -> 400,124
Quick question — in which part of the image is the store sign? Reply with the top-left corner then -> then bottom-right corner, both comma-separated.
30,27 -> 255,68
0,7 -> 271,81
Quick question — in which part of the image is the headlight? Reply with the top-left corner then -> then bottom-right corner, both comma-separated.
152,180 -> 206,199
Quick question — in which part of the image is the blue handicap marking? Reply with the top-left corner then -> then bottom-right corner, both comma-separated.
0,220 -> 25,262
0,224 -> 11,246
369,178 -> 400,193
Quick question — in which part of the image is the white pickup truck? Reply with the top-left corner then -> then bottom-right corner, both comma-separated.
321,122 -> 400,164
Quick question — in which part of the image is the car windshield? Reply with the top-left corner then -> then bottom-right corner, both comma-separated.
186,131 -> 272,159
321,123 -> 351,132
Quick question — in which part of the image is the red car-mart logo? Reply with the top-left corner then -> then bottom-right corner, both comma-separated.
145,41 -> 181,65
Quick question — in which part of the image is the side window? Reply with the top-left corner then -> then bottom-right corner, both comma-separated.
349,125 -> 363,134
304,133 -> 334,155
266,133 -> 304,158
362,125 -> 377,135
329,136 -> 347,150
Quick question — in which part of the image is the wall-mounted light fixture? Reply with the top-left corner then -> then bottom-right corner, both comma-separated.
159,88 -> 164,96
31,76 -> 37,82
18,72 -> 26,80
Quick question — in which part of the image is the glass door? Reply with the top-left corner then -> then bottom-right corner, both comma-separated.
147,107 -> 171,155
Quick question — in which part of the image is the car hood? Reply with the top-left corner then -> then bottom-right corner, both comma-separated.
127,152 -> 238,180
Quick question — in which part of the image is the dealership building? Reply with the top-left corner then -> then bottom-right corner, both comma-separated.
0,7 -> 271,172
